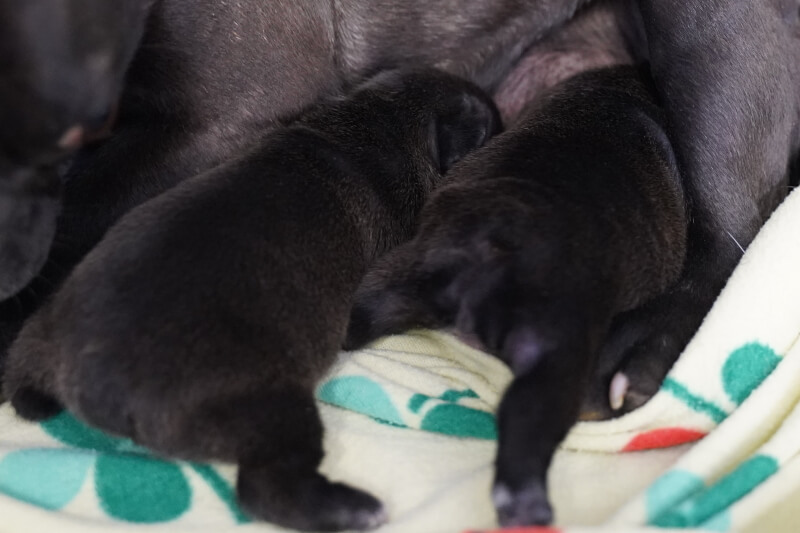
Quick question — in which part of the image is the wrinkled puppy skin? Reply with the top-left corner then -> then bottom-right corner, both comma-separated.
2,68 -> 500,532
0,0 -> 155,300
344,66 -> 687,526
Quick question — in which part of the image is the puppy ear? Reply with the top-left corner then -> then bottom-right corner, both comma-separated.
344,242 -> 457,350
432,93 -> 501,173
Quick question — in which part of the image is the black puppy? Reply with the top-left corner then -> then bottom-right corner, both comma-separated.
344,66 -> 687,526
0,0 -> 154,299
3,68 -> 499,532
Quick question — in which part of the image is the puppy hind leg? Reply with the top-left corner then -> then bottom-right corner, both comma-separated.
493,331 -> 594,527
197,388 -> 386,531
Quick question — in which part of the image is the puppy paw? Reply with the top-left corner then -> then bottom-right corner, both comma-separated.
492,480 -> 553,527
315,482 -> 387,532
238,468 -> 386,532
583,289 -> 710,419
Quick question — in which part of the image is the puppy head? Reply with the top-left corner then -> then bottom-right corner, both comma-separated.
0,0 -> 154,298
356,68 -> 502,167
304,67 -> 501,199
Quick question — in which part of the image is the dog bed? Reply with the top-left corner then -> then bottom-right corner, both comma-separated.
1,185 -> 800,533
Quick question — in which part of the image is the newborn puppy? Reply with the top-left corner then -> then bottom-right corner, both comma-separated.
0,0 -> 154,299
2,68 -> 500,531
344,66 -> 687,526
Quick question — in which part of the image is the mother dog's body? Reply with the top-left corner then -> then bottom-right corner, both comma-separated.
51,0 -> 587,260
0,0 -> 585,347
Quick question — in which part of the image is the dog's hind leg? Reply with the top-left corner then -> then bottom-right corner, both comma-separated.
491,317 -> 595,527
184,387 -> 385,532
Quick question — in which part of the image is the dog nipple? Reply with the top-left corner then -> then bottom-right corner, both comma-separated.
609,371 -> 629,411
57,125 -> 85,150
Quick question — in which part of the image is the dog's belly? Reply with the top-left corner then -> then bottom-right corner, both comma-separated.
495,0 -> 644,125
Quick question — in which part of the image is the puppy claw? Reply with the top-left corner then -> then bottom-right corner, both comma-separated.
609,371 -> 629,411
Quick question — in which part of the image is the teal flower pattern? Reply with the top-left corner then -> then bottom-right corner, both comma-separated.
0,412 -> 248,524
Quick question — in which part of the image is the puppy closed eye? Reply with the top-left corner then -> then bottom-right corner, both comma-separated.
430,93 -> 500,173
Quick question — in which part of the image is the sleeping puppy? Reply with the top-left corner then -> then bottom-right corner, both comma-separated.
0,0 -> 154,300
2,68 -> 500,532
344,66 -> 687,526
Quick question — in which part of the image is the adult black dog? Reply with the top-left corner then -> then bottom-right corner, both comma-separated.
344,65 -> 687,526
0,0 -> 154,300
3,68 -> 499,532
